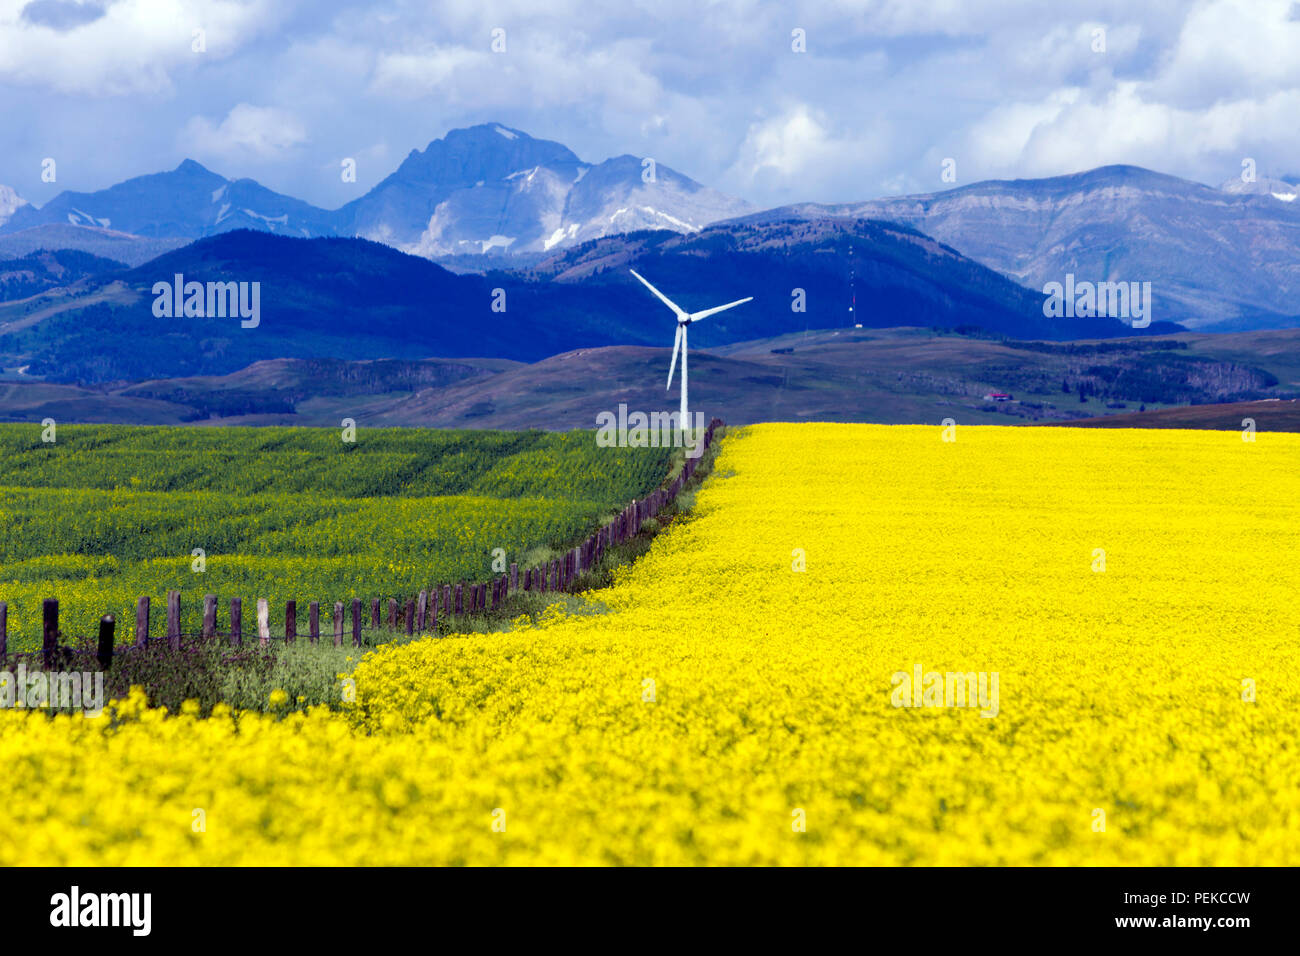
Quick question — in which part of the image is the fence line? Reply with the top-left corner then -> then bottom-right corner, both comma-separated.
0,419 -> 723,667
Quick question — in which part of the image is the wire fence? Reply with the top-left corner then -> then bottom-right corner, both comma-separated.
0,419 -> 722,669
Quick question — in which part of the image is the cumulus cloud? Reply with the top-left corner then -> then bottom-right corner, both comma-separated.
2,0 -> 1300,208
726,104 -> 896,202
0,0 -> 288,95
182,104 -> 308,160
958,1 -> 1300,183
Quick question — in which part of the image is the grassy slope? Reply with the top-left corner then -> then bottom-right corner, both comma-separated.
0,425 -> 673,651
1,327 -> 1296,430
1048,399 -> 1300,431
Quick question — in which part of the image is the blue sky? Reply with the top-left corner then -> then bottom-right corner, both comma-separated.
2,0 -> 1298,211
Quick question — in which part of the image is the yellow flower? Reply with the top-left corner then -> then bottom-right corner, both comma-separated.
0,425 -> 1295,866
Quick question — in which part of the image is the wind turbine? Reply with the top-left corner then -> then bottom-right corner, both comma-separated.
630,269 -> 752,429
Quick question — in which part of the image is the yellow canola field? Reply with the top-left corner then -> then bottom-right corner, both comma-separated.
2,423 -> 1297,865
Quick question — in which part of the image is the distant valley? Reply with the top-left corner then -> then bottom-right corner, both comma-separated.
3,327 -> 1295,431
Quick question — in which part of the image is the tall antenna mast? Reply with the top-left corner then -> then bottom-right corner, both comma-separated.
849,236 -> 857,326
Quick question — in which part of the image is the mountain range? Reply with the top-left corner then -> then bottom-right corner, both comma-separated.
738,165 -> 1300,329
3,126 -> 1299,334
1,120 -> 1299,406
5,213 -> 1160,384
0,124 -> 751,257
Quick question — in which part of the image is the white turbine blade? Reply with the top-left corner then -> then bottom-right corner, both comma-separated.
630,269 -> 688,320
689,296 -> 753,323
666,324 -> 683,388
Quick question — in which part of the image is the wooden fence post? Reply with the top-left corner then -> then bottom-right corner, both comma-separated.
351,598 -> 362,647
0,601 -> 7,657
309,601 -> 320,644
333,602 -> 344,647
166,590 -> 181,650
285,600 -> 297,644
510,563 -> 518,593
42,598 -> 58,666
203,594 -> 217,639
454,584 -> 463,615
428,590 -> 438,633
97,614 -> 115,670
230,598 -> 242,647
417,590 -> 428,631
405,598 -> 415,636
257,598 -> 270,646
387,598 -> 398,630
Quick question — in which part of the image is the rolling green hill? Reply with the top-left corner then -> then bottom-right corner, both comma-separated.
0,424 -> 672,651
3,327 -> 1294,430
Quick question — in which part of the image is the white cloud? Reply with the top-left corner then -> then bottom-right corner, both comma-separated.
1152,0 -> 1300,102
182,103 -> 308,159
958,1 -> 1300,183
4,0 -> 1300,210
961,89 -> 1082,173
726,105 -> 891,203
0,0 -> 287,95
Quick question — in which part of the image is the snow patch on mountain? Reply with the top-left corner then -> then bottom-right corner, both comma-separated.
241,209 -> 289,228
66,207 -> 110,228
494,126 -> 518,140
0,185 -> 27,227
543,223 -> 581,250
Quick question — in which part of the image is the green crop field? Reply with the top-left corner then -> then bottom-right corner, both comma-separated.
0,424 -> 674,651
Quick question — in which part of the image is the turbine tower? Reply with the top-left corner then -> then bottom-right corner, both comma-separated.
630,269 -> 752,429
